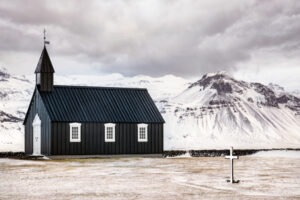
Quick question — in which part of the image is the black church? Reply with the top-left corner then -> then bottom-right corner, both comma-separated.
23,46 -> 164,156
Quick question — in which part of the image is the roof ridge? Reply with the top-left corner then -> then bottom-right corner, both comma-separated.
53,85 -> 147,90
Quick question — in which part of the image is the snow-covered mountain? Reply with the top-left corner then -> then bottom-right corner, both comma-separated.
1,68 -> 300,151
160,72 -> 300,149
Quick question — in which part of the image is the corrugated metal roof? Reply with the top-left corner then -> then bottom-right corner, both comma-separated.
39,85 -> 165,123
35,46 -> 55,73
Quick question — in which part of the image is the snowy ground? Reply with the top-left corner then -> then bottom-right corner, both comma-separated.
0,151 -> 300,200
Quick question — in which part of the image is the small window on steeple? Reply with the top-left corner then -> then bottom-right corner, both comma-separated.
36,73 -> 41,85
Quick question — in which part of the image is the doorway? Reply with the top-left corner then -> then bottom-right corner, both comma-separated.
32,114 -> 41,155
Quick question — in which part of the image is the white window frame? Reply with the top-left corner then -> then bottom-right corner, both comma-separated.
105,123 -> 115,142
69,123 -> 81,142
138,123 -> 148,142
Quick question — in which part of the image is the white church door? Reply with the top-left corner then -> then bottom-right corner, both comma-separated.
32,114 -> 41,155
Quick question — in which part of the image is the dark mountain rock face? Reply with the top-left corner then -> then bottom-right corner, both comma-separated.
211,81 -> 232,94
276,95 -> 300,114
0,69 -> 10,82
251,83 -> 279,107
0,70 -> 10,77
247,97 -> 254,103
209,100 -> 230,105
0,91 -> 8,100
0,111 -> 22,123
277,95 -> 290,104
188,74 -> 227,89
189,73 -> 248,91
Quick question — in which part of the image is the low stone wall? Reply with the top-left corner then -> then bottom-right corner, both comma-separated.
163,148 -> 300,157
162,150 -> 187,157
0,152 -> 26,159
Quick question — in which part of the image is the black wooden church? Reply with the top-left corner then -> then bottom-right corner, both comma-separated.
23,46 -> 164,156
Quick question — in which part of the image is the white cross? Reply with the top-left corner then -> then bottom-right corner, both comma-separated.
225,146 -> 239,183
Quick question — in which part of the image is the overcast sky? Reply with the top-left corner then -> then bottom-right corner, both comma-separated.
0,0 -> 300,90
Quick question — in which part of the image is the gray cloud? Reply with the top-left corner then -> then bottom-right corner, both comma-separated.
0,0 -> 300,79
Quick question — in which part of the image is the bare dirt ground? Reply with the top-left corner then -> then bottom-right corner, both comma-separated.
0,151 -> 300,200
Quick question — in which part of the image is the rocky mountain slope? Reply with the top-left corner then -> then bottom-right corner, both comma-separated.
159,72 -> 300,149
0,68 -> 300,151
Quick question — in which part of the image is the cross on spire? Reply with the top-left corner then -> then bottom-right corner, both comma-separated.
43,28 -> 50,45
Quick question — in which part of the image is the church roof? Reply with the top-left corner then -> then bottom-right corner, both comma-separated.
35,46 -> 55,73
36,85 -> 165,123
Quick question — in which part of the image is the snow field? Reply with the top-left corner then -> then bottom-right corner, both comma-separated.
0,151 -> 300,199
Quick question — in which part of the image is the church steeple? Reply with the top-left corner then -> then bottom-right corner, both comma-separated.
35,46 -> 55,92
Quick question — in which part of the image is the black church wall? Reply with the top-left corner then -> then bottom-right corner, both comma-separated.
50,122 -> 163,155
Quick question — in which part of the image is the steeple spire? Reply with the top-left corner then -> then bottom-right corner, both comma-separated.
35,46 -> 55,74
35,30 -> 54,92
